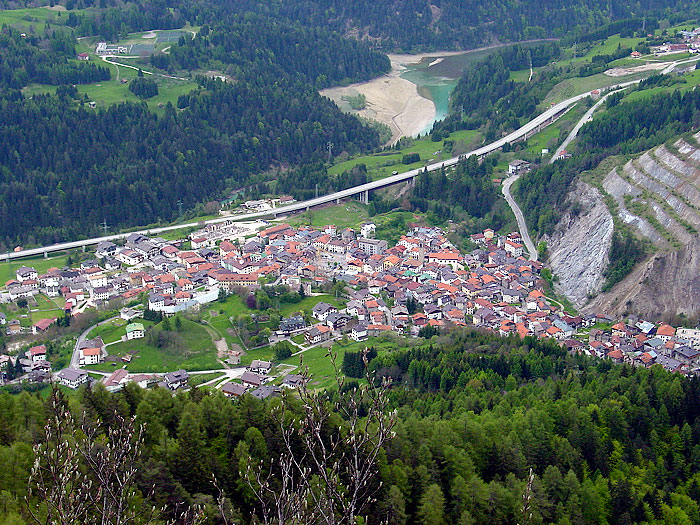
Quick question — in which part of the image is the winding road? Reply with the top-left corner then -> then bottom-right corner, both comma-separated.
4,60 -> 698,264
550,87 -> 629,164
71,315 -> 121,368
502,174 -> 538,261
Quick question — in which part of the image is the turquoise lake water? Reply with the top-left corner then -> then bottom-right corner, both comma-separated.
399,43 -> 546,135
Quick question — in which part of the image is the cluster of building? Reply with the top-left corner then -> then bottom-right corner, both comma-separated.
54,367 -> 190,391
5,212 -> 700,390
1,221 -> 553,348
238,196 -> 295,212
219,359 -> 304,400
650,29 -> 700,55
568,320 -> 700,375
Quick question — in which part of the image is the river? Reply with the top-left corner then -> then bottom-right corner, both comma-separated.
320,41 -> 550,143
400,42 -> 549,135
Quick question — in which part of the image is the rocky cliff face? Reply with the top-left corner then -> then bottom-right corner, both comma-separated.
547,132 -> 700,321
545,180 -> 614,307
584,240 -> 700,320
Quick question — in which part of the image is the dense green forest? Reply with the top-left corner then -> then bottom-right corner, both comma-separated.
409,155 -> 510,231
0,0 -> 691,49
2,329 -> 700,523
0,5 -> 391,247
166,14 -> 390,87
80,0 -> 698,52
0,29 -> 110,89
0,75 -> 381,247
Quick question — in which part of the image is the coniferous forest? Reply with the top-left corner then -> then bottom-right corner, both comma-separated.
2,330 -> 700,523
0,0 -> 699,247
0,6 -> 389,248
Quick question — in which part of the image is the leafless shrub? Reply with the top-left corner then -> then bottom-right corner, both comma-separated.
26,385 -> 205,525
243,348 -> 397,524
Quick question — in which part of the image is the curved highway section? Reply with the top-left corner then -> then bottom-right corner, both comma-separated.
0,79 -> 660,262
502,174 -> 538,261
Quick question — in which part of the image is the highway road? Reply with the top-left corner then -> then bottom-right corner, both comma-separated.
551,90 -> 621,164
502,174 -> 538,261
0,75 -> 678,263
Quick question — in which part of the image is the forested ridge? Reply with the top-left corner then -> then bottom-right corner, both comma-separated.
166,14 -> 390,88
2,330 -> 700,523
91,0 -> 700,52
0,76 -> 381,247
1,0 -> 697,51
0,3 -> 390,248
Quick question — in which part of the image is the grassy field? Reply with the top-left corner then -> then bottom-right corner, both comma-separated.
0,7 -> 77,34
87,317 -> 219,372
280,336 -> 406,389
0,253 -> 71,284
522,103 -> 587,156
189,372 -> 225,387
279,294 -> 345,317
542,70 -> 652,106
288,202 -> 370,229
510,68 -> 538,82
622,68 -> 700,104
281,346 -> 339,389
328,129 -> 480,181
87,317 -> 158,344
288,203 -> 437,242
23,57 -> 198,114
240,345 -> 273,366
28,293 -> 64,321
0,292 -> 64,325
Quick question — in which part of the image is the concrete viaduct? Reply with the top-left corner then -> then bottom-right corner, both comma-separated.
0,82 -> 634,263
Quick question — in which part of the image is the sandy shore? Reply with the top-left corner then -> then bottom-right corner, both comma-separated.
321,52 -> 463,144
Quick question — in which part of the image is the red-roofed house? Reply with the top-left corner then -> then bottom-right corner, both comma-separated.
33,318 -> 56,335
29,345 -> 47,363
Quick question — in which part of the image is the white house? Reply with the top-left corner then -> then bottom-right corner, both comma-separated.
29,345 -> 47,363
16,267 -> 37,282
58,368 -> 89,389
508,160 -> 530,175
126,323 -> 145,340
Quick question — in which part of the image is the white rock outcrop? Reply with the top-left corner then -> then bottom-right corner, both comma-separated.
545,180 -> 614,307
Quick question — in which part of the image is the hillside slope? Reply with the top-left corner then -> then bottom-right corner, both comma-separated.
545,179 -> 614,306
548,131 -> 700,320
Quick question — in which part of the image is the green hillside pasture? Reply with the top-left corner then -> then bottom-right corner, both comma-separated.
87,317 -> 218,372
0,7 -> 77,34
328,129 -> 480,181
0,253 -> 70,285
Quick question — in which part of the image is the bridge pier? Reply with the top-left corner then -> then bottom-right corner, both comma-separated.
82,245 -> 85,253
336,198 -> 340,205
44,251 -> 48,259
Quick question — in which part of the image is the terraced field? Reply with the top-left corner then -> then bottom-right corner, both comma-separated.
585,131 -> 700,318
602,132 -> 700,249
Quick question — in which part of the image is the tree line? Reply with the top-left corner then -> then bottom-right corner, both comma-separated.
166,13 -> 390,88
408,155 -> 511,232
1,327 -> 700,523
0,28 -> 110,89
